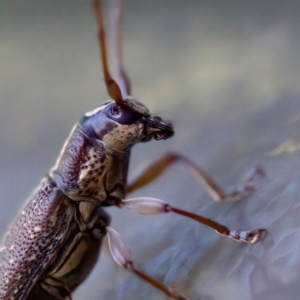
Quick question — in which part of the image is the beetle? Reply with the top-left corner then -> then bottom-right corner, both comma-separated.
0,1 -> 266,299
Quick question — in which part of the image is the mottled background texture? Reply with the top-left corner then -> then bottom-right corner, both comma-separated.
1,1 -> 300,299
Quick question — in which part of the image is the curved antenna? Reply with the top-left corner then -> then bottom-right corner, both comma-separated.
109,0 -> 132,96
93,0 -> 123,104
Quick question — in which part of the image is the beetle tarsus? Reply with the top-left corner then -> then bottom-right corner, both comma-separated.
222,166 -> 266,201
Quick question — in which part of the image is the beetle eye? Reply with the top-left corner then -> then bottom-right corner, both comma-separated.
110,104 -> 122,118
105,102 -> 143,125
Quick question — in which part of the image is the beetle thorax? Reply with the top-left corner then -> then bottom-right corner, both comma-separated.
50,125 -> 129,203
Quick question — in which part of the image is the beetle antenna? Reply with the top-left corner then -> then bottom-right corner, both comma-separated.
93,0 -> 123,104
109,0 -> 132,96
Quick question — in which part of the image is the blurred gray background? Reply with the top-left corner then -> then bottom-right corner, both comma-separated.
1,1 -> 300,299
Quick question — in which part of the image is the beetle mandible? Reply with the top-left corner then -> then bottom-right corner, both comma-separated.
0,1 -> 266,299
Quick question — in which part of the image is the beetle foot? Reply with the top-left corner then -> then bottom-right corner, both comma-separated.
224,166 -> 266,201
227,228 -> 267,243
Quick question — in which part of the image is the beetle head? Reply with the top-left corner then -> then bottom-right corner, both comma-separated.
80,97 -> 174,153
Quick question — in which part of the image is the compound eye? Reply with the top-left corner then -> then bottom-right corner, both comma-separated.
110,104 -> 122,118
106,103 -> 143,125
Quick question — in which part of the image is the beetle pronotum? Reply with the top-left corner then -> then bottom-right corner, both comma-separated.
0,1 -> 266,299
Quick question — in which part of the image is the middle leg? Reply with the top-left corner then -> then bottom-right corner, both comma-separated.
116,196 -> 266,243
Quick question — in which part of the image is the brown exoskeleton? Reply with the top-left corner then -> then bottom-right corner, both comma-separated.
0,1 -> 267,299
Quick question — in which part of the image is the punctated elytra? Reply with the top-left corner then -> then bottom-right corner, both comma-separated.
0,1 -> 266,299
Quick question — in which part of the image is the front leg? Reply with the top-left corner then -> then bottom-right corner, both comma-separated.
127,153 -> 265,201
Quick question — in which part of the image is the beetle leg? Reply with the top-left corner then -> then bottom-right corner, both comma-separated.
27,277 -> 72,300
40,279 -> 72,300
127,152 -> 265,201
119,197 -> 266,244
106,227 -> 187,300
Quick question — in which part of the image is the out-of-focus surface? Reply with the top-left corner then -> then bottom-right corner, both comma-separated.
1,1 -> 300,299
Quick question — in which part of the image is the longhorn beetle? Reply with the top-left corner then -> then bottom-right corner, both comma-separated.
0,1 -> 266,299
